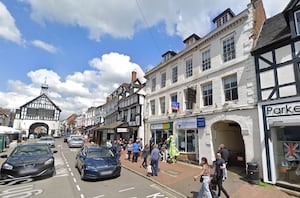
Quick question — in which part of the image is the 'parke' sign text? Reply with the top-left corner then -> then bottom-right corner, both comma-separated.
265,102 -> 300,117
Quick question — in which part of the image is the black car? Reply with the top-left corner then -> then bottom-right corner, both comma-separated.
0,143 -> 57,180
75,145 -> 121,180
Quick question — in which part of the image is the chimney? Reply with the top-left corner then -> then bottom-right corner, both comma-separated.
132,70 -> 137,82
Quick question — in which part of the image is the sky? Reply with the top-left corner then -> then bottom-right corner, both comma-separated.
0,0 -> 288,120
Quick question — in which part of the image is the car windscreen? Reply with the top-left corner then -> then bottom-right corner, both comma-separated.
87,148 -> 114,158
11,145 -> 51,157
71,137 -> 83,141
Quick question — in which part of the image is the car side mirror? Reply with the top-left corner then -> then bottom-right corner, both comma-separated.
52,150 -> 58,154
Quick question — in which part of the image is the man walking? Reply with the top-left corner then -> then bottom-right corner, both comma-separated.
215,152 -> 230,198
150,144 -> 160,176
219,144 -> 229,165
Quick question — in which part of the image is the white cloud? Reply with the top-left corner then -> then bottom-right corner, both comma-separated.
0,2 -> 23,44
1,52 -> 145,119
31,40 -> 58,53
20,0 -> 286,41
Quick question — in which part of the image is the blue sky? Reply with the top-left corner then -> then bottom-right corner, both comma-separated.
0,0 -> 287,119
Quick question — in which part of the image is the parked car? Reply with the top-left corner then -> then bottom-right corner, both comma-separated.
67,134 -> 82,143
63,134 -> 70,142
75,145 -> 121,180
37,136 -> 55,148
0,143 -> 57,180
68,136 -> 84,148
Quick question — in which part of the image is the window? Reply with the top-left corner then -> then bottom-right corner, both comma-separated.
178,129 -> 196,152
150,100 -> 155,115
202,83 -> 213,106
224,75 -> 238,101
185,88 -> 196,110
130,106 -> 136,121
171,94 -> 178,113
161,72 -> 166,88
172,66 -> 178,83
202,49 -> 211,71
295,11 -> 300,35
223,36 -> 235,62
151,78 -> 156,92
159,97 -> 165,114
185,58 -> 193,78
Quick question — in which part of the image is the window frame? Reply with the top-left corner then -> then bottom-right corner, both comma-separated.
159,97 -> 165,114
161,72 -> 166,88
202,49 -> 211,71
151,77 -> 156,92
223,36 -> 236,62
150,100 -> 155,115
223,75 -> 238,101
202,83 -> 213,106
172,66 -> 178,83
294,10 -> 300,35
185,58 -> 193,78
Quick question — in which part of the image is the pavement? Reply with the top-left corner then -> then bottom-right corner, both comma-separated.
120,150 -> 300,198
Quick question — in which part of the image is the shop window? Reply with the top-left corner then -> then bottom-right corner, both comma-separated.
273,126 -> 300,185
177,129 -> 196,153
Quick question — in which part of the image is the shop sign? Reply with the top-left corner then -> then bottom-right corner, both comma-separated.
176,118 -> 197,129
196,117 -> 205,128
151,123 -> 171,130
265,102 -> 300,117
117,128 -> 128,133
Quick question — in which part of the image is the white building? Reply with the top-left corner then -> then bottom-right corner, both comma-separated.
144,0 -> 266,169
13,82 -> 61,137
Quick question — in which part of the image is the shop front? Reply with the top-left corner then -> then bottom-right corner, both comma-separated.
150,122 -> 173,149
175,117 -> 204,162
259,100 -> 300,188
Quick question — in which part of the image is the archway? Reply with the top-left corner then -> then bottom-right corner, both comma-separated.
211,120 -> 246,168
29,122 -> 49,138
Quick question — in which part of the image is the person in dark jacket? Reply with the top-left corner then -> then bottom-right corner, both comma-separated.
150,144 -> 160,176
219,144 -> 229,165
214,152 -> 230,198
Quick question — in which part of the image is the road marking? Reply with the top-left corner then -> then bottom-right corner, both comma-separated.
118,187 -> 135,192
146,192 -> 166,197
93,195 -> 104,198
73,178 -> 77,183
76,185 -> 81,191
0,184 -> 43,198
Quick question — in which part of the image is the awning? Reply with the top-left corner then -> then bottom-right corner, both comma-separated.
96,121 -> 124,130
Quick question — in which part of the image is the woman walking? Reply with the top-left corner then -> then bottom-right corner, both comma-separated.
141,144 -> 150,168
193,157 -> 212,198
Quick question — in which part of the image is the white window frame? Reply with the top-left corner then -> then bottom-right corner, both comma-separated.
202,83 -> 213,106
161,72 -> 166,88
172,66 -> 178,83
294,10 -> 300,35
223,35 -> 235,62
202,49 -> 211,71
151,78 -> 156,92
185,58 -> 193,78
223,75 -> 238,101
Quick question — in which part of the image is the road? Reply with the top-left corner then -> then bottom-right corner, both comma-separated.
0,138 -> 178,198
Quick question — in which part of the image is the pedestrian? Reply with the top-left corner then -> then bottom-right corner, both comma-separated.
219,144 -> 229,165
132,139 -> 140,163
115,140 -> 122,160
214,152 -> 230,198
140,144 -> 150,168
193,157 -> 212,198
150,144 -> 160,176
161,140 -> 168,162
126,139 -> 133,161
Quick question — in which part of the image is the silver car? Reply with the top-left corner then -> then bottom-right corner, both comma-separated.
37,136 -> 55,148
68,136 -> 84,148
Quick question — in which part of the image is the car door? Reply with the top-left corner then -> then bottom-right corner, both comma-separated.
77,147 -> 86,171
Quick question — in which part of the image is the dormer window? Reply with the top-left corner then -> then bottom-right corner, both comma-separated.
294,10 -> 300,35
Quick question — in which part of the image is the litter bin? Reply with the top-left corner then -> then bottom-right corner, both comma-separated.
247,162 -> 259,184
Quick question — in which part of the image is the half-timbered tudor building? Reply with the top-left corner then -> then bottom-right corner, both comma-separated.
252,0 -> 300,188
13,82 -> 61,138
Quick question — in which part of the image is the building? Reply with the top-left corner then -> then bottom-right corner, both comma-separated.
13,82 -> 61,137
252,0 -> 300,189
92,70 -> 146,145
144,0 -> 266,168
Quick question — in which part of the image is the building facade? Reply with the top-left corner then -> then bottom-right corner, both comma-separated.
144,0 -> 266,167
252,0 -> 300,188
13,83 -> 61,137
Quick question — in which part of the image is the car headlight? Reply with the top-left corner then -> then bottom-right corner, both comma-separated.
85,165 -> 97,171
2,163 -> 13,170
44,158 -> 54,165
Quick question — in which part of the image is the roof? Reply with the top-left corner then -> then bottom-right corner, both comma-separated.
20,93 -> 61,112
212,8 -> 235,23
252,13 -> 290,53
